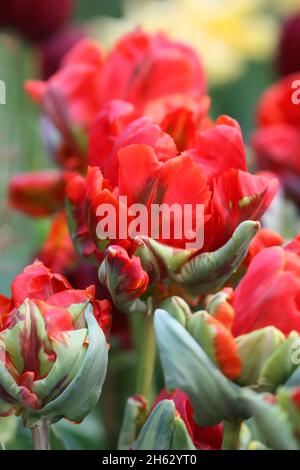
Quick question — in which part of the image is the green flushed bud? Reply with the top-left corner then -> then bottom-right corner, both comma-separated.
236,327 -> 285,388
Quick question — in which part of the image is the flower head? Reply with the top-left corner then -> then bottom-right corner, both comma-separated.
0,261 -> 111,426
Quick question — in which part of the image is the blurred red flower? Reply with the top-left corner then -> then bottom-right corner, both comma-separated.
26,31 -> 205,132
9,170 -> 65,216
232,243 -> 300,337
252,73 -> 300,204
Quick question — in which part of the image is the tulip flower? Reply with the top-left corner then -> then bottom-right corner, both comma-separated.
26,30 -> 206,135
0,261 -> 111,433
99,246 -> 149,313
252,73 -> 300,205
232,245 -> 300,336
67,112 -> 278,260
9,170 -> 65,217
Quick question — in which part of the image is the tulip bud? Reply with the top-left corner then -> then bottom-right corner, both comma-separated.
186,311 -> 241,380
99,246 -> 149,313
0,294 -> 109,427
9,170 -> 65,217
159,297 -> 192,327
257,331 -> 300,392
206,288 -> 234,330
236,327 -> 285,387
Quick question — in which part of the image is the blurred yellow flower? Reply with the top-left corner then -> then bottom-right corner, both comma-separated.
89,0 -> 280,86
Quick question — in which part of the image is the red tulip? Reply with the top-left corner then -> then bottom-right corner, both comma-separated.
252,73 -> 300,204
0,260 -> 111,422
9,170 -> 65,217
232,244 -> 300,337
243,228 -> 284,266
26,30 -> 206,133
8,260 -> 111,341
67,111 -> 278,259
152,389 -> 223,450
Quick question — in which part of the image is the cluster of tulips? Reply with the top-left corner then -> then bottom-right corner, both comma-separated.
3,23 -> 300,450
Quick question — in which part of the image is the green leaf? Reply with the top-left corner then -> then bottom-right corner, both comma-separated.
171,220 -> 260,294
133,400 -> 175,450
154,309 -> 247,425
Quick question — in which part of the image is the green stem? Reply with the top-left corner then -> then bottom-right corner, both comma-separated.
31,421 -> 51,450
136,302 -> 156,403
222,421 -> 242,450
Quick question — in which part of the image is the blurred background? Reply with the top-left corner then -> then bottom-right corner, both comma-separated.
0,0 -> 300,449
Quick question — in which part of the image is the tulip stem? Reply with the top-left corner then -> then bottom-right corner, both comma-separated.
32,421 -> 51,450
136,300 -> 156,403
222,421 -> 242,450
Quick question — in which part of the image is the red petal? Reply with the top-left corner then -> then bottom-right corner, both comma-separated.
206,169 -> 279,251
187,115 -> 247,182
11,261 -> 71,306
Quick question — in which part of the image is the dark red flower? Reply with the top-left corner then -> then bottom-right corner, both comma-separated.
278,13 -> 300,76
0,0 -> 74,43
40,26 -> 86,79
